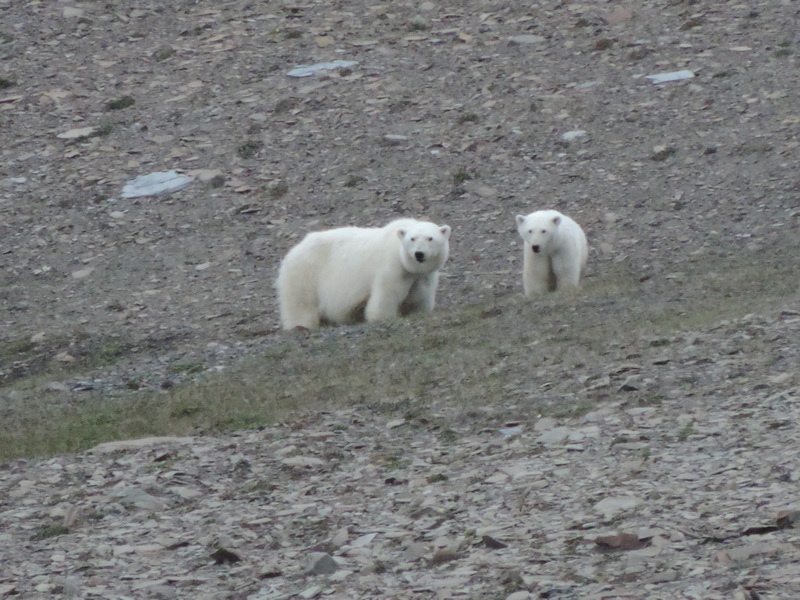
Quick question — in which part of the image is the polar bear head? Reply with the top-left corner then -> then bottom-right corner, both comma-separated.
516,211 -> 562,255
397,221 -> 451,274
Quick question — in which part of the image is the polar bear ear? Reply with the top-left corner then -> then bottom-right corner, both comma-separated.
439,225 -> 451,239
515,215 -> 526,227
396,228 -> 407,240
552,215 -> 561,226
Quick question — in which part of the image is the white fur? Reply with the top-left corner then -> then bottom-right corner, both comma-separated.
515,210 -> 588,295
277,218 -> 451,329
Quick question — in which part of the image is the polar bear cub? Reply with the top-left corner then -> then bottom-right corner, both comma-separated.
515,210 -> 588,296
278,218 -> 451,330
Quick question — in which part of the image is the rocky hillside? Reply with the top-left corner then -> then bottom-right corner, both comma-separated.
1,0 -> 799,598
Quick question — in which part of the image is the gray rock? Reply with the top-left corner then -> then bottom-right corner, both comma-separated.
536,427 -> 570,445
305,552 -> 338,575
593,496 -> 643,519
508,35 -> 546,45
121,171 -> 194,198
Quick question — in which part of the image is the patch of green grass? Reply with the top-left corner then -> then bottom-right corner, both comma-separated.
676,423 -> 695,442
2,242 -> 798,462
551,401 -> 594,419
384,454 -> 411,470
775,40 -> 792,56
270,181 -> 289,199
169,362 -> 204,375
0,331 -> 156,387
106,96 -> 135,110
408,17 -> 430,32
125,378 -> 143,390
0,376 -> 303,460
0,76 -> 16,90
439,428 -> 458,443
421,334 -> 448,351
169,402 -> 203,418
32,524 -> 70,541
274,97 -> 299,113
457,112 -> 479,124
427,473 -> 449,483
153,47 -> 175,62
495,571 -> 527,599
94,341 -> 129,366
77,120 -> 114,140
390,99 -> 413,113
237,140 -> 264,159
452,168 -> 474,186
634,393 -> 665,407
0,337 -> 37,360
344,174 -> 367,188
738,140 -> 773,155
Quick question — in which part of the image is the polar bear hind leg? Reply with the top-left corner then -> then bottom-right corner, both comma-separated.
278,278 -> 321,329
552,253 -> 581,292
279,296 -> 320,330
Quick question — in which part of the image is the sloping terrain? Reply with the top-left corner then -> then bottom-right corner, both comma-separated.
1,0 -> 799,598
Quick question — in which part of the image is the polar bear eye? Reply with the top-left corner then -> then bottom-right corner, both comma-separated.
410,236 -> 417,242
427,236 -> 433,241
528,229 -> 533,234
541,229 -> 547,234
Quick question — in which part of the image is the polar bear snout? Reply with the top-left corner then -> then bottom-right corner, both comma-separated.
531,244 -> 541,254
414,251 -> 426,263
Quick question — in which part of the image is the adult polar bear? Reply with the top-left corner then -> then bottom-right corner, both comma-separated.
515,210 -> 588,296
278,218 -> 451,330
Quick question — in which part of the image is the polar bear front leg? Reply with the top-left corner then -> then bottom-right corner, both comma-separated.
365,274 -> 415,323
523,253 -> 553,296
401,273 -> 438,316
